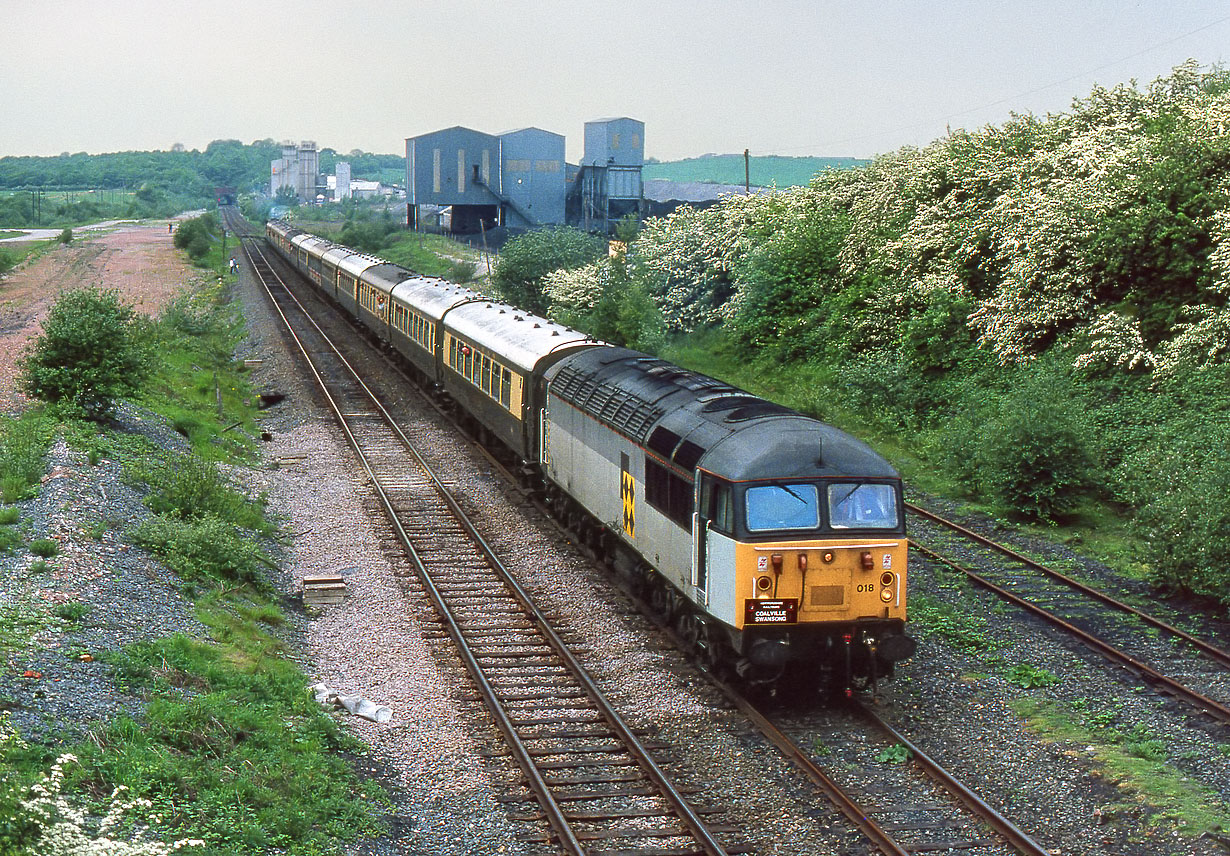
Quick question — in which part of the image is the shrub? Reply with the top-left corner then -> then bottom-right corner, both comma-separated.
172,212 -> 220,264
446,259 -> 479,284
0,507 -> 18,525
58,227 -> 72,245
18,288 -> 155,421
131,515 -> 271,588
929,366 -> 1095,520
978,387 -> 1094,520
1133,435 -> 1230,604
336,220 -> 400,254
29,538 -> 59,558
492,227 -> 606,314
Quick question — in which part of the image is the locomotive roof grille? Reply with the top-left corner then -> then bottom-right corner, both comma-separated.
551,365 -> 663,442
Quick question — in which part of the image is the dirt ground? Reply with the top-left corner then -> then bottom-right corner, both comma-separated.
0,220 -> 204,413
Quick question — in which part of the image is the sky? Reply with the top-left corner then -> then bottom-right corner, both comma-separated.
2,0 -> 1229,163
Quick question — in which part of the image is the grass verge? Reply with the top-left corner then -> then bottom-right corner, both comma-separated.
1011,696 -> 1230,838
0,235 -> 386,854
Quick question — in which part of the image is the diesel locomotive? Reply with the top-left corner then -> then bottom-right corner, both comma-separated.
265,219 -> 915,689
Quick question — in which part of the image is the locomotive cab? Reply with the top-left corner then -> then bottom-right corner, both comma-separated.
695,469 -> 915,685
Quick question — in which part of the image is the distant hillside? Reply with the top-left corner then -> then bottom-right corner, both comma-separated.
643,154 -> 867,188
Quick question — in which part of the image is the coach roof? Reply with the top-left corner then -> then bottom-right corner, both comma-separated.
444,301 -> 598,374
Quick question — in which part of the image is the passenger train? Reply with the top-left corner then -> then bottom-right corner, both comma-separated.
265,219 -> 915,689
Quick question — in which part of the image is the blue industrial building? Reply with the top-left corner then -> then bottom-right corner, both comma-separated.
499,128 -> 566,226
406,118 -> 642,235
569,117 -> 645,232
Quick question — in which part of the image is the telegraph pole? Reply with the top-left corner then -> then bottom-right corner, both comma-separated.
744,149 -> 750,194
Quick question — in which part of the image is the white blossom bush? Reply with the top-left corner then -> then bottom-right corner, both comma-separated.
607,61 -> 1230,374
1071,311 -> 1155,372
17,754 -> 203,856
541,261 -> 606,317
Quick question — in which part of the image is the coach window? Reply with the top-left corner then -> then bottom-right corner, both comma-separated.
500,368 -> 512,408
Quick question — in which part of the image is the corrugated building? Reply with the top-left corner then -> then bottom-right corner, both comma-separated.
498,127 -> 566,227
568,118 -> 645,232
406,125 -> 566,232
406,126 -> 500,233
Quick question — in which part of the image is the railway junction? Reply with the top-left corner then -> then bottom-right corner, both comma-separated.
0,215 -> 1228,854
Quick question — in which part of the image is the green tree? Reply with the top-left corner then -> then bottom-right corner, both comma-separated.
492,227 -> 606,314
172,211 -> 219,264
18,287 -> 155,420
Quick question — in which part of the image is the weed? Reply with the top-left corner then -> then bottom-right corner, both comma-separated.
52,602 -> 89,623
811,737 -> 831,756
877,744 -> 911,764
0,507 -> 19,525
27,560 -> 49,574
1011,697 -> 1227,837
1088,702 -> 1124,730
0,414 -> 54,502
0,595 -> 51,667
131,514 -> 274,590
1123,739 -> 1169,762
907,594 -> 1005,654
125,451 -> 268,531
28,539 -> 59,558
88,631 -> 385,851
1004,662 -> 1061,689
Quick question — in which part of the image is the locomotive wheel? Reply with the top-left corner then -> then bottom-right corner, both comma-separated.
648,583 -> 672,619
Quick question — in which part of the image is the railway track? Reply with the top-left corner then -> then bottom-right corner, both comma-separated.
228,208 -> 1067,856
754,696 -> 1051,856
906,502 -> 1230,726
237,231 -> 749,856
